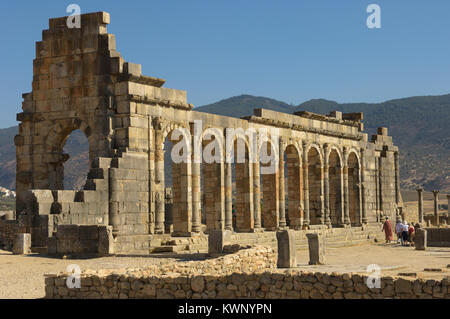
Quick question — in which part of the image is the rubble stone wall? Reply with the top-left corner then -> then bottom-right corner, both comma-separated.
44,245 -> 450,299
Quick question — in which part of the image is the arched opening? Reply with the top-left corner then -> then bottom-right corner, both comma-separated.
61,129 -> 89,190
202,132 -> 225,232
308,147 -> 323,225
260,140 -> 278,230
233,138 -> 253,232
285,145 -> 303,229
348,152 -> 361,226
162,128 -> 192,236
328,149 -> 343,226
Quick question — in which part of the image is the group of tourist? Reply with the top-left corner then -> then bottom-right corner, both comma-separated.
382,217 -> 415,246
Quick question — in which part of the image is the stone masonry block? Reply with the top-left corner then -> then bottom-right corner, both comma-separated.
13,233 -> 32,255
276,230 -> 297,268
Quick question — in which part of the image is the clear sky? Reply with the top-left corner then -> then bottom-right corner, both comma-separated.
1,0 -> 450,128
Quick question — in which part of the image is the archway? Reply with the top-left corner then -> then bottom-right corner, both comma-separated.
285,144 -> 303,229
348,152 -> 361,226
260,140 -> 278,230
233,138 -> 253,232
62,129 -> 90,190
308,147 -> 323,225
328,149 -> 343,226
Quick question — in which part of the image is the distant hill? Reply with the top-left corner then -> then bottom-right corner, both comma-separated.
0,93 -> 449,193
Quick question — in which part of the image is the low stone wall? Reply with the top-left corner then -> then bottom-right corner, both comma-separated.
425,228 -> 450,247
0,219 -> 19,250
47,225 -> 114,257
44,245 -> 450,299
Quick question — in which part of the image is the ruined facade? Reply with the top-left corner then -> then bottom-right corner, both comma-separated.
15,12 -> 401,254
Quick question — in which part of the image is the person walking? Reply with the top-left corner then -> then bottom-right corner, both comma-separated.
395,220 -> 403,245
382,216 -> 393,243
401,221 -> 409,246
408,223 -> 415,246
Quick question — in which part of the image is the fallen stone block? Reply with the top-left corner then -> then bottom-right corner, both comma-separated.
415,229 -> 427,250
208,230 -> 231,256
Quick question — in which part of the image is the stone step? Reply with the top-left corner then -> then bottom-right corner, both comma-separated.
152,245 -> 188,253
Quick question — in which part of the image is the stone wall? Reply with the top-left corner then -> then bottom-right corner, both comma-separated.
425,228 -> 450,247
44,245 -> 450,299
0,220 -> 19,250
47,225 -> 114,257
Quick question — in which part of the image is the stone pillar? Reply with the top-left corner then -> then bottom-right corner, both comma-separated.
302,143 -> 310,227
279,140 -> 287,228
433,190 -> 439,226
191,161 -> 202,233
447,194 -> 450,218
378,157 -> 383,213
224,162 -> 233,231
306,233 -> 325,265
276,229 -> 297,268
208,230 -> 231,256
360,148 -> 368,224
154,128 -> 165,234
343,147 -> 350,225
319,164 -> 325,225
415,228 -> 427,250
253,160 -> 262,231
13,233 -> 31,255
323,144 -> 331,227
394,152 -> 401,205
417,187 -> 424,224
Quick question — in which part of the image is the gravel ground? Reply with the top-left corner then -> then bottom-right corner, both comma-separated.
0,243 -> 449,299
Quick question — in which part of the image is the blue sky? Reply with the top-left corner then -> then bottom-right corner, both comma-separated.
1,0 -> 450,128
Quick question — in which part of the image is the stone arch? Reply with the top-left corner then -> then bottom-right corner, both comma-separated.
307,145 -> 324,225
160,122 -> 193,236
231,135 -> 254,232
43,118 -> 95,190
284,143 -> 303,229
200,127 -> 226,231
259,138 -> 279,230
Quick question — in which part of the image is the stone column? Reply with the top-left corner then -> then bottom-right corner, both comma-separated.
433,190 -> 439,226
447,194 -> 450,218
279,140 -> 287,228
417,187 -> 424,224
253,159 -> 262,231
191,160 -> 202,233
323,144 -> 331,227
225,161 -> 233,231
394,152 -> 401,205
343,147 -> 350,225
302,143 -> 310,227
154,128 -> 165,234
360,148 -> 368,224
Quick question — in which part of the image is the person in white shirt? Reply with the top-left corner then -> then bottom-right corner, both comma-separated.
401,221 -> 409,245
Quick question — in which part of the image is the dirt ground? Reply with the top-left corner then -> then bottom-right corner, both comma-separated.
0,243 -> 449,299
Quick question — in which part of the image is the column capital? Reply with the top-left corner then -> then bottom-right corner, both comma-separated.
416,187 -> 424,192
432,190 -> 440,196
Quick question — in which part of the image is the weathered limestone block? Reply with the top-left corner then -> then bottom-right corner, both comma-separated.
208,230 -> 231,256
98,226 -> 114,256
415,229 -> 427,250
13,233 -> 31,255
276,230 -> 297,268
306,233 -> 325,265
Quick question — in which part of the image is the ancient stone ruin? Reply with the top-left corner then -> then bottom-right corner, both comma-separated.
11,12 -> 403,255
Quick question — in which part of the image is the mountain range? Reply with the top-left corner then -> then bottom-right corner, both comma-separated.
1,93 -> 449,193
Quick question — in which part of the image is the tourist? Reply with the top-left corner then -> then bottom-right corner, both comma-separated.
382,216 -> 393,243
408,223 -> 415,246
402,221 -> 409,246
395,220 -> 403,245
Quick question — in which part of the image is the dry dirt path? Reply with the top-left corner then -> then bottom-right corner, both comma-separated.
0,243 -> 449,299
